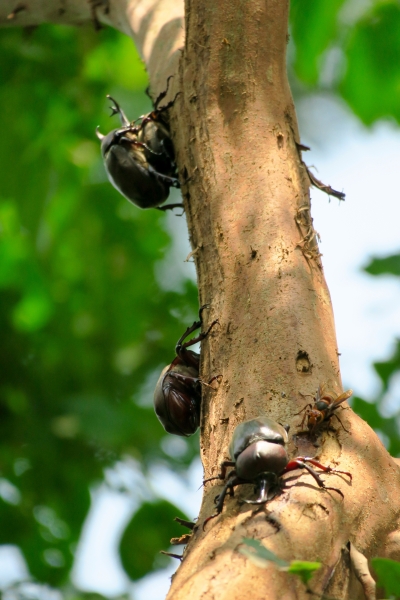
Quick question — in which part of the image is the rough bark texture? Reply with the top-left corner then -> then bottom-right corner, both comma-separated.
3,1 -> 400,599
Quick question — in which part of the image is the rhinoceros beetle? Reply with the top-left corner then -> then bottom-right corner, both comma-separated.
154,306 -> 219,437
203,416 -> 352,528
296,384 -> 353,433
96,78 -> 182,210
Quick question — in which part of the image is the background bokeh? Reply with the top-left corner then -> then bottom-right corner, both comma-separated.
0,1 -> 400,598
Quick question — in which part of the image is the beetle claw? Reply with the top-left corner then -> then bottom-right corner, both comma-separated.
203,512 -> 219,530
322,486 -> 344,499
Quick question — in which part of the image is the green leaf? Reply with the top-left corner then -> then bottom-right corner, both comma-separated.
364,254 -> 400,277
290,0 -> 346,84
287,560 -> 322,585
352,396 -> 400,457
372,557 -> 400,596
240,538 -> 289,568
341,2 -> 400,124
373,340 -> 400,392
119,500 -> 188,580
240,539 -> 321,585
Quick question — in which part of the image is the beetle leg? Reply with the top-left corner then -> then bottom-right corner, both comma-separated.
295,457 -> 352,481
182,320 -> 219,351
167,371 -> 200,387
207,374 -> 222,386
156,203 -> 184,213
146,164 -> 180,187
284,459 -> 345,498
203,461 -> 235,485
175,321 -> 203,353
203,474 -> 240,530
198,304 -> 210,320
154,91 -> 182,115
197,373 -> 222,391
175,313 -> 219,367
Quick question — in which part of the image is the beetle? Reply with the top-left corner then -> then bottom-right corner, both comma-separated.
296,384 -> 353,433
154,306 -> 219,437
203,416 -> 352,528
96,78 -> 182,211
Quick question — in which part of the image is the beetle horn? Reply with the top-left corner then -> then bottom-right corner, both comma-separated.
245,476 -> 275,505
106,95 -> 130,126
96,126 -> 105,141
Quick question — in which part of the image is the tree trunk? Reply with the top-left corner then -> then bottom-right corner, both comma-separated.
3,1 -> 400,599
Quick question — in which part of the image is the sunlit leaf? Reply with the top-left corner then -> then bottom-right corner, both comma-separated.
287,560 -> 321,585
239,539 -> 321,585
372,557 -> 400,596
239,538 -> 288,568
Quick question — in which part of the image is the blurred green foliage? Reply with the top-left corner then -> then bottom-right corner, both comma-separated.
365,253 -> 400,278
290,0 -> 347,85
372,557 -> 400,596
1,0 -> 400,597
119,500 -> 187,580
0,23 -> 197,597
291,0 -> 400,125
350,255 -> 400,458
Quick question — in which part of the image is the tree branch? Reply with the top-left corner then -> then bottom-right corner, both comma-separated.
4,1 -> 400,599
0,0 -> 184,96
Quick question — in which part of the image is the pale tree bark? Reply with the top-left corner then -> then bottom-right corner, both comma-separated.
2,1 -> 400,599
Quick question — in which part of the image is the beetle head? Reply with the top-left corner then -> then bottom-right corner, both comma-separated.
235,440 -> 288,481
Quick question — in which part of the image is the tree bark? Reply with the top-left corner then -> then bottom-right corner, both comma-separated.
3,1 -> 400,599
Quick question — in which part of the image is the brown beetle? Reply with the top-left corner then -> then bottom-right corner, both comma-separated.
96,78 -> 182,211
153,306 -> 218,437
203,417 -> 352,528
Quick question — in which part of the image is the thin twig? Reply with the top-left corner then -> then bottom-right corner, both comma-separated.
306,167 -> 345,201
349,543 -> 376,600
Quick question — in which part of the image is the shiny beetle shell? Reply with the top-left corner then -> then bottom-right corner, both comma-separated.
234,439 -> 289,481
97,91 -> 180,210
229,417 -> 289,460
153,363 -> 200,437
100,131 -> 172,209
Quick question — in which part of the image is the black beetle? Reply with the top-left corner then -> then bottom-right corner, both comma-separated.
203,416 -> 352,528
296,383 -> 353,433
154,306 -> 219,437
96,78 -> 182,211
